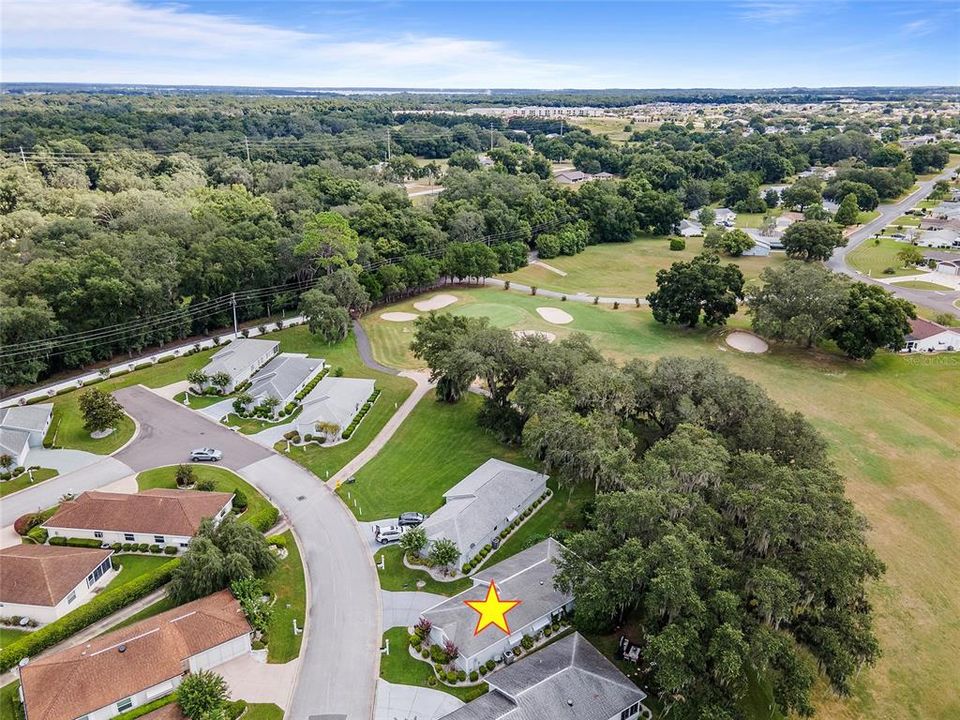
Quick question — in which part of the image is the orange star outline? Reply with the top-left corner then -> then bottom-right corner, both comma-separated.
464,579 -> 521,636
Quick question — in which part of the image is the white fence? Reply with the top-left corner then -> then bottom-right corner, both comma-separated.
0,316 -> 307,409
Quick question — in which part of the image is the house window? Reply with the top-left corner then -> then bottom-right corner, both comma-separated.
154,535 -> 165,544
180,542 -> 189,548
94,531 -> 103,539
116,698 -> 134,713
621,702 -> 641,720
124,533 -> 135,542
67,590 -> 77,604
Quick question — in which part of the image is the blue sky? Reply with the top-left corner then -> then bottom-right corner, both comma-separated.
3,1 -> 959,88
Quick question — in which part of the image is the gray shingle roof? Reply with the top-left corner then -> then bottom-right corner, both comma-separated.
204,339 -> 278,380
0,427 -> 30,460
0,404 -> 53,433
439,633 -> 647,720
420,459 -> 547,558
296,377 -> 375,433
422,539 -> 571,660
247,354 -> 323,403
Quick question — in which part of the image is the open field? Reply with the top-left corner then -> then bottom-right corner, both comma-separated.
567,116 -> 634,142
109,555 -> 175,587
500,236 -> 787,298
848,237 -> 924,278
362,285 -> 960,720
375,544 -> 473,596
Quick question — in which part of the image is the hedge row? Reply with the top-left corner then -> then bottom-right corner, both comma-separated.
49,536 -> 104,549
294,367 -> 330,402
246,505 -> 280,533
112,694 -> 176,720
340,388 -> 381,440
0,559 -> 179,672
462,490 -> 551,573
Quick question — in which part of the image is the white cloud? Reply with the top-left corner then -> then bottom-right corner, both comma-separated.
903,19 -> 936,37
736,1 -> 805,25
0,0 -> 583,88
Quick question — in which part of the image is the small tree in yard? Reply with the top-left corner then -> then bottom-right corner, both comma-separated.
175,464 -> 195,487
187,370 -> 208,393
896,245 -> 925,267
210,372 -> 231,391
0,454 -> 13,473
400,526 -> 428,556
232,392 -> 253,414
78,388 -> 124,435
835,193 -> 860,227
428,537 -> 460,573
300,288 -> 350,344
178,670 -> 228,720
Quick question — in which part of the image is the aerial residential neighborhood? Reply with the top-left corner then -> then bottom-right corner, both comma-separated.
0,3 -> 958,720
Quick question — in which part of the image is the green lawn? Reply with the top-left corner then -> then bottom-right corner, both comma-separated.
136,465 -> 273,527
499,235 -> 787,299
0,681 -> 21,720
0,629 -> 28,651
339,391 -> 532,520
891,280 -> 954,291
224,410 -> 300,435
173,390 -> 231,409
364,286 -> 960,720
241,704 -> 284,720
265,327 -> 415,482
857,209 -> 882,224
42,349 -> 217,454
0,468 -> 58,498
109,555 -> 176,587
734,210 -> 782,229
891,215 -> 922,227
380,627 -> 488,703
375,545 -> 473,596
847,237 -> 921,278
263,530 -> 306,664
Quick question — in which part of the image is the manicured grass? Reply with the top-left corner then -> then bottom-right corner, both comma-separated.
848,237 -> 921,278
857,209 -> 882,224
265,327 -> 415,482
0,629 -> 28,651
0,681 -> 21,720
375,545 -> 473,596
103,596 -> 177,634
136,465 -> 273,527
224,409 -> 301,435
891,280 -> 955,291
172,390 -> 231,409
891,215 -> 922,227
242,704 -> 285,720
109,555 -> 176,587
380,627 -> 488,703
499,235 -> 787,298
41,348 -> 217,454
339,390 -> 533,520
364,286 -> 960,720
0,468 -> 58,497
263,530 -> 306,664
734,209 -> 782,229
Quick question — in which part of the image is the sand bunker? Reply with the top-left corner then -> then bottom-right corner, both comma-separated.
536,307 -> 574,325
725,331 -> 769,354
380,312 -> 419,322
414,294 -> 459,311
514,329 -> 557,343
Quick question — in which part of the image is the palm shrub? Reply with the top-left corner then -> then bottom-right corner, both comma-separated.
178,670 -> 228,720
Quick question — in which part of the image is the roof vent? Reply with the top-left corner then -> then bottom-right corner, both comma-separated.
118,644 -> 127,653
567,699 -> 574,707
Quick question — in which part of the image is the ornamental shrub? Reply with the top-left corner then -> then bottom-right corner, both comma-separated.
13,513 -> 41,536
48,536 -> 66,546
246,506 -> 279,533
479,665 -> 488,676
446,671 -> 459,684
122,543 -> 133,551
150,545 -> 161,554
485,659 -> 496,671
164,546 -> 178,555
670,238 -> 686,251
456,670 -> 466,682
111,543 -> 122,551
195,477 -> 216,492
469,671 -> 479,682
26,527 -> 48,544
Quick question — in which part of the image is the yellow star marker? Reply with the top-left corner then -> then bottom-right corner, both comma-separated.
464,580 -> 521,636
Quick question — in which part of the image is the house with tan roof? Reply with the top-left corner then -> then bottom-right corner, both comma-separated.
43,489 -> 234,550
0,545 -> 114,624
17,590 -> 252,720
903,318 -> 960,353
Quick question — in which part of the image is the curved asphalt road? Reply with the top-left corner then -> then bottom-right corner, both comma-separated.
827,164 -> 960,318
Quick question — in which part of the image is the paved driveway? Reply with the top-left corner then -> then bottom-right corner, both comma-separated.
381,591 -> 447,629
375,680 -> 463,720
113,385 -> 272,471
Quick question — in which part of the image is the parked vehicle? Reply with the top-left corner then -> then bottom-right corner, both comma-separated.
397,512 -> 425,527
190,448 -> 223,462
374,524 -> 405,544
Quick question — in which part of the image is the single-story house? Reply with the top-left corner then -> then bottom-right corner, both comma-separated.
295,376 -> 375,441
933,201 -> 960,222
934,259 -> 960,275
202,339 -> 280,392
422,539 -> 573,673
678,219 -> 703,237
0,545 -> 114,624
244,353 -> 325,416
555,170 -> 592,184
43,489 -> 234,549
18,590 -> 252,720
903,318 -> 960,353
438,632 -> 648,720
0,404 -> 53,468
714,207 -> 736,226
419,459 -> 548,567
592,171 -> 615,180
915,229 -> 960,249
742,238 -> 772,256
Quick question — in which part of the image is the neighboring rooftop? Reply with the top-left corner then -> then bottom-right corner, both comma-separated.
0,404 -> 53,433
907,318 -> 954,341
247,353 -> 323,402
19,590 -> 251,720
0,427 -> 30,462
0,545 -> 113,607
439,632 -> 647,720
297,376 -> 375,431
419,459 -> 547,558
423,539 -> 571,660
205,338 -> 279,379
44,489 -> 234,536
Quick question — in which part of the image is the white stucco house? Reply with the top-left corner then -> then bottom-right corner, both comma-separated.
43,489 -> 234,550
438,632 -> 648,720
201,338 -> 280,392
422,539 -> 573,674
18,590 -> 251,720
243,353 -> 325,416
903,318 -> 960,353
0,545 -> 115,624
419,459 -> 548,567
295,376 -> 375,441
0,404 -> 53,468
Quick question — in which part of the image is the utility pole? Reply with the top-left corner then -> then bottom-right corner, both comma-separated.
231,293 -> 239,337
244,136 -> 251,163
386,129 -> 391,161
489,124 -> 494,151
18,147 -> 26,169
